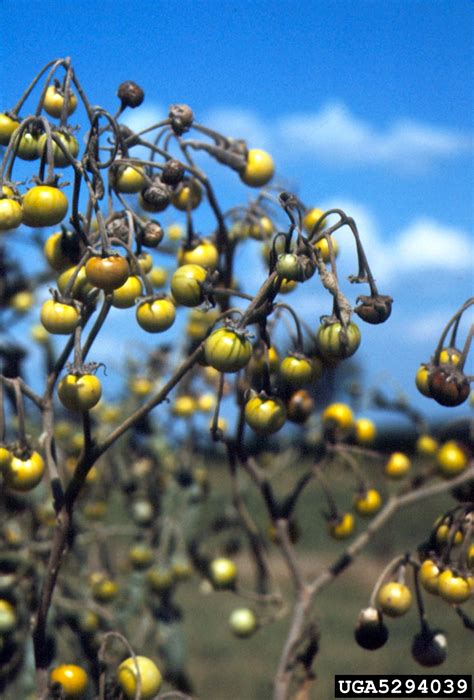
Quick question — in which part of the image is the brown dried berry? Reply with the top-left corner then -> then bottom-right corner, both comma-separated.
354,294 -> 393,324
161,159 -> 185,186
428,367 -> 469,407
286,390 -> 314,424
169,104 -> 194,134
140,220 -> 164,248
106,213 -> 130,242
140,181 -> 170,213
117,81 -> 145,109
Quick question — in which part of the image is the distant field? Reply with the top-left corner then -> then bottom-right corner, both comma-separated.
172,454 -> 473,699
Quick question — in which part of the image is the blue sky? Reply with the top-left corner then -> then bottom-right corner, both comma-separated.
1,0 -> 473,424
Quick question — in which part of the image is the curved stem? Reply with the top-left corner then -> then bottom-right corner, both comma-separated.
432,298 -> 473,365
11,58 -> 66,115
274,302 -> 305,352
368,554 -> 406,608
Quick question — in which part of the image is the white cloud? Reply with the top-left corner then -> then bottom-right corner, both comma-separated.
122,104 -> 166,136
278,103 -> 472,169
394,218 -> 473,270
320,198 -> 473,285
122,104 -> 166,160
204,107 -> 272,149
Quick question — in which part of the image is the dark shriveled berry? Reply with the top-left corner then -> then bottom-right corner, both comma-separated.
117,81 -> 145,108
140,220 -> 164,248
161,159 -> 185,186
140,182 -> 170,213
106,213 -> 130,242
428,367 -> 470,407
169,104 -> 194,134
286,390 -> 314,424
354,294 -> 393,324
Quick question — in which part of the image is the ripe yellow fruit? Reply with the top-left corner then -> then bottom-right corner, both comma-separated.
117,656 -> 162,699
240,149 -> 274,187
435,522 -> 463,545
303,207 -> 327,234
167,222 -> 183,241
377,582 -> 412,617
209,557 -> 238,588
148,266 -> 168,288
0,599 -> 16,634
4,451 -> 45,491
384,452 -> 411,479
91,576 -> 119,603
436,440 -> 467,477
322,403 -> 354,430
416,434 -> 438,455
437,569 -> 471,604
419,559 -> 440,595
172,395 -> 197,418
354,418 -> 376,445
197,393 -> 216,412
10,290 -> 34,313
313,236 -> 339,262
328,513 -> 355,539
50,664 -> 88,699
353,488 -> 382,516
229,608 -> 258,638
415,364 -> 431,397
0,446 -> 13,470
129,377 -> 153,396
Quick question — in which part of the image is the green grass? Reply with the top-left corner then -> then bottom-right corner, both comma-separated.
169,456 -> 473,699
176,556 -> 472,699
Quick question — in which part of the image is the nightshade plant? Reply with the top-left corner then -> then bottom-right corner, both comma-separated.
0,58 -> 472,700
